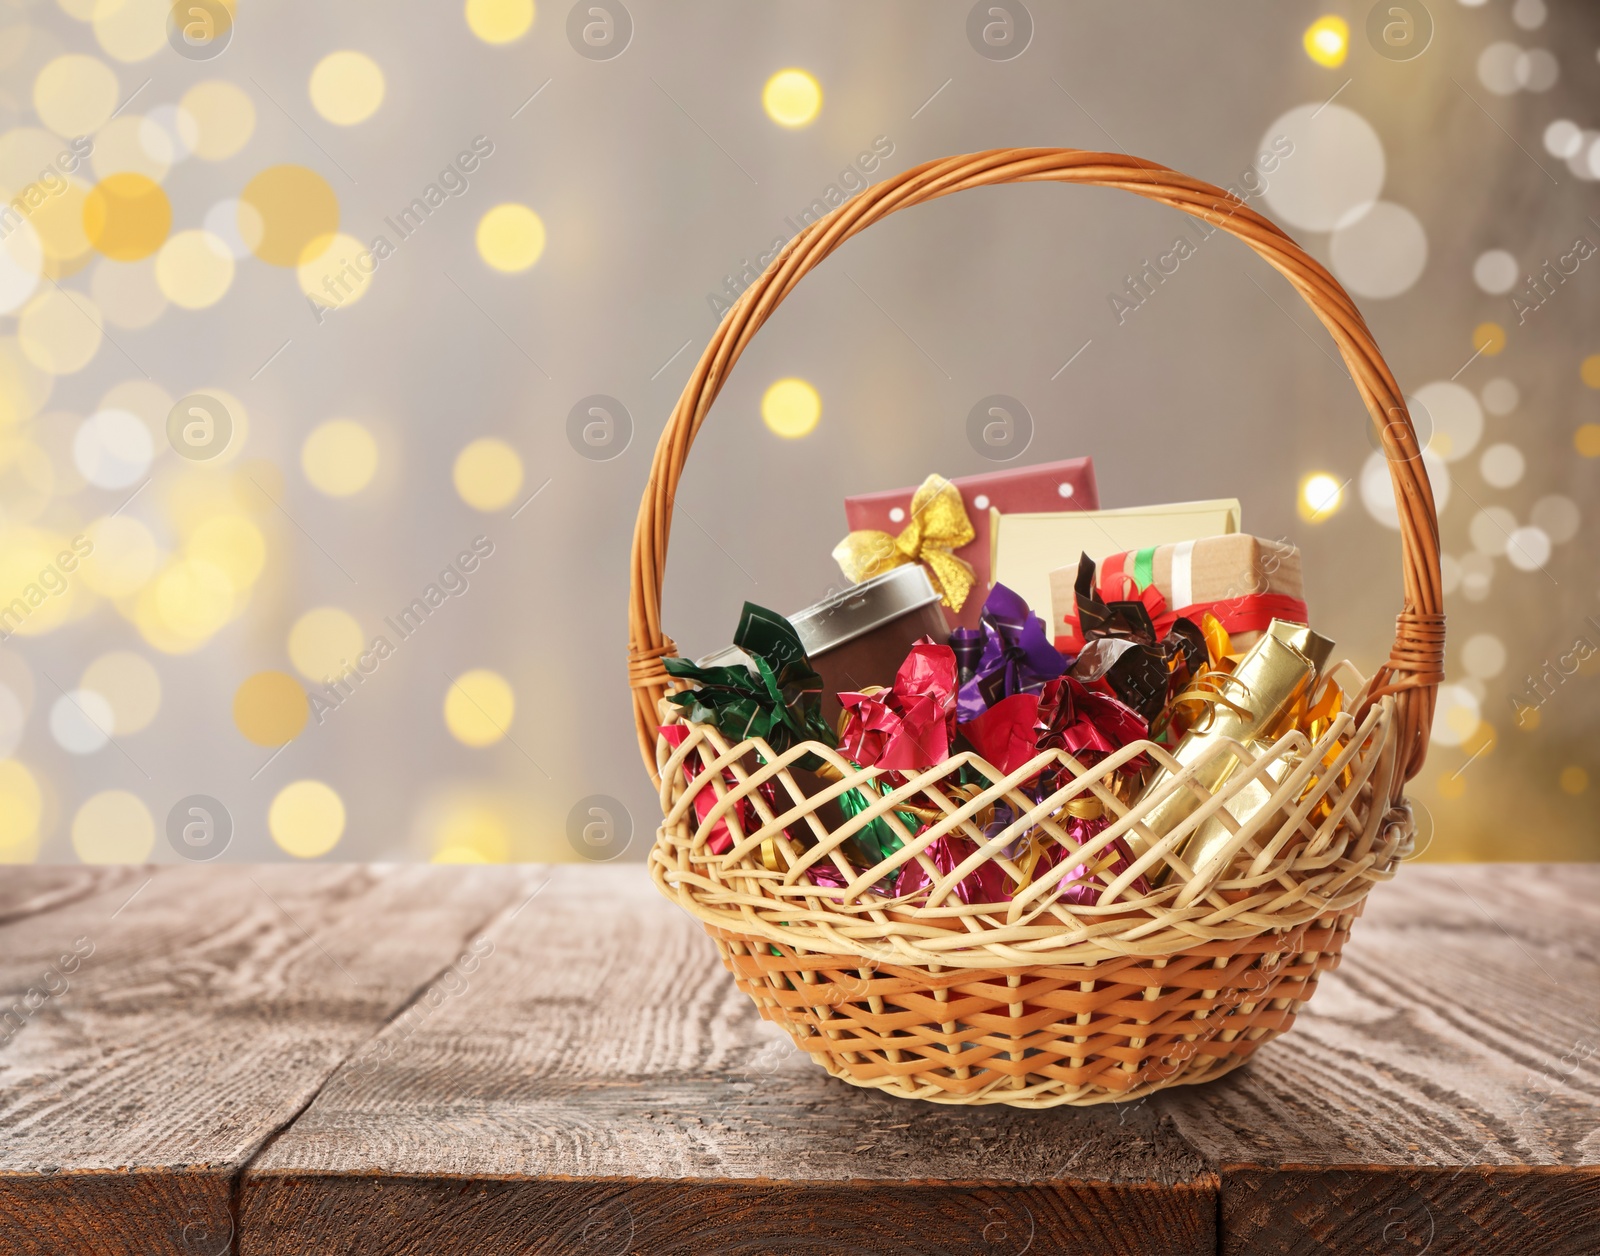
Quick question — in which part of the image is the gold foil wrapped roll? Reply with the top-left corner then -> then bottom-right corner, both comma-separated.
1127,619 -> 1331,880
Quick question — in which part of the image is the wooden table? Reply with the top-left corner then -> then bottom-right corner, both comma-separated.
2,864 -> 1596,1255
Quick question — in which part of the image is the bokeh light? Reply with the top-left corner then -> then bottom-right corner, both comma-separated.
1302,16 -> 1349,67
431,801 -> 511,862
444,669 -> 514,746
74,409 -> 153,489
466,0 -> 535,43
309,51 -> 387,126
1297,472 -> 1344,521
34,54 -> 119,137
476,203 -> 545,272
155,229 -> 235,309
453,437 -> 523,510
762,69 -> 823,127
71,790 -> 155,863
1581,354 -> 1600,389
0,221 -> 44,314
233,670 -> 309,745
80,515 -> 161,597
761,378 -> 821,438
1472,322 -> 1507,356
83,173 -> 172,261
92,0 -> 170,62
239,165 -> 339,267
302,418 -> 378,496
80,651 -> 161,735
18,288 -> 102,374
187,514 -> 266,587
298,232 -> 374,308
50,689 -> 114,754
0,761 -> 43,863
288,607 -> 364,683
181,80 -> 256,161
269,779 -> 346,858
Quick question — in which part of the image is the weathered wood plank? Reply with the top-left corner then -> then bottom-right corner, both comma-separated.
239,865 -> 1218,1255
1156,864 -> 1600,1255
0,866 -> 144,928
0,865 -> 527,1256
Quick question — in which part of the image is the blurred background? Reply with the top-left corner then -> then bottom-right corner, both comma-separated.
0,0 -> 1595,866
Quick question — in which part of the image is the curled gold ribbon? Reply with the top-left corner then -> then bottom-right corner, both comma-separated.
832,474 -> 977,612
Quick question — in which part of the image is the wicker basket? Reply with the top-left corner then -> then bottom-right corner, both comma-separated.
629,149 -> 1444,1107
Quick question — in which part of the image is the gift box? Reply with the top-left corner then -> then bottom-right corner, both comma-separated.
1051,532 -> 1304,655
992,498 -> 1240,634
841,458 -> 1098,631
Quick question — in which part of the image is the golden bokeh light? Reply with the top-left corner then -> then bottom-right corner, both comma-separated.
186,514 -> 265,587
239,164 -> 339,267
234,670 -> 309,746
309,51 -> 387,126
18,287 -> 102,374
288,607 -> 364,683
0,760 -> 43,862
269,779 -> 347,858
71,789 -> 155,863
1472,322 -> 1506,356
92,256 -> 167,328
432,801 -> 511,861
34,54 -> 120,137
80,650 -> 161,735
0,527 -> 83,635
301,418 -> 378,497
1581,355 -> 1600,389
1302,16 -> 1349,68
153,557 -> 234,641
92,0 -> 170,62
1560,766 -> 1590,796
762,69 -> 823,128
452,437 -> 523,510
466,0 -> 534,43
180,80 -> 256,161
444,669 -> 514,746
155,229 -> 235,309
80,515 -> 161,597
1297,472 -> 1344,522
298,232 -> 374,308
1576,424 -> 1600,458
761,377 -> 821,439
26,183 -> 93,280
475,203 -> 545,272
83,173 -> 171,261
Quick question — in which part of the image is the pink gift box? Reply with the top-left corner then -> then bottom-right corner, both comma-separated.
843,458 -> 1099,630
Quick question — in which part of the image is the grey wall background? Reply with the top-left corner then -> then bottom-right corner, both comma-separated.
1,0 -> 1596,865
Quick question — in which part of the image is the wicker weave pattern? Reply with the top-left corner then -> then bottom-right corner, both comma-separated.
631,149 -> 1437,1105
705,911 -> 1358,1106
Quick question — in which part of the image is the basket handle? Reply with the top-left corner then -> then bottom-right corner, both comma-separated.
628,149 -> 1443,795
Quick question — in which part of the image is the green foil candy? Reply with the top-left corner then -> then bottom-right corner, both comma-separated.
663,602 -> 836,768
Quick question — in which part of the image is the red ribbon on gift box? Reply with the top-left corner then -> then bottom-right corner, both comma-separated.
1055,550 -> 1307,656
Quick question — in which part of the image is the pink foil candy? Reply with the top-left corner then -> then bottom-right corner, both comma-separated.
837,639 -> 959,772
659,724 -> 781,856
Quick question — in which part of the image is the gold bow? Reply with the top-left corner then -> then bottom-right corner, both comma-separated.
831,474 -> 977,611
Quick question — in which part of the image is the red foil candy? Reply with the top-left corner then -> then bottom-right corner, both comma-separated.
658,724 -> 785,856
837,639 -> 958,773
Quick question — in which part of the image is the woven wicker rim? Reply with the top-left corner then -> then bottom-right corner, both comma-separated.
628,148 -> 1444,796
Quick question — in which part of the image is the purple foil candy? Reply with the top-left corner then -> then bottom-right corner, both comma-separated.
955,583 -> 1067,722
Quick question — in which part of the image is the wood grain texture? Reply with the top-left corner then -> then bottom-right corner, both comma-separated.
0,865 -> 524,1256
239,865 -> 1217,1255
1158,863 -> 1600,1255
5,863 -> 1598,1255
